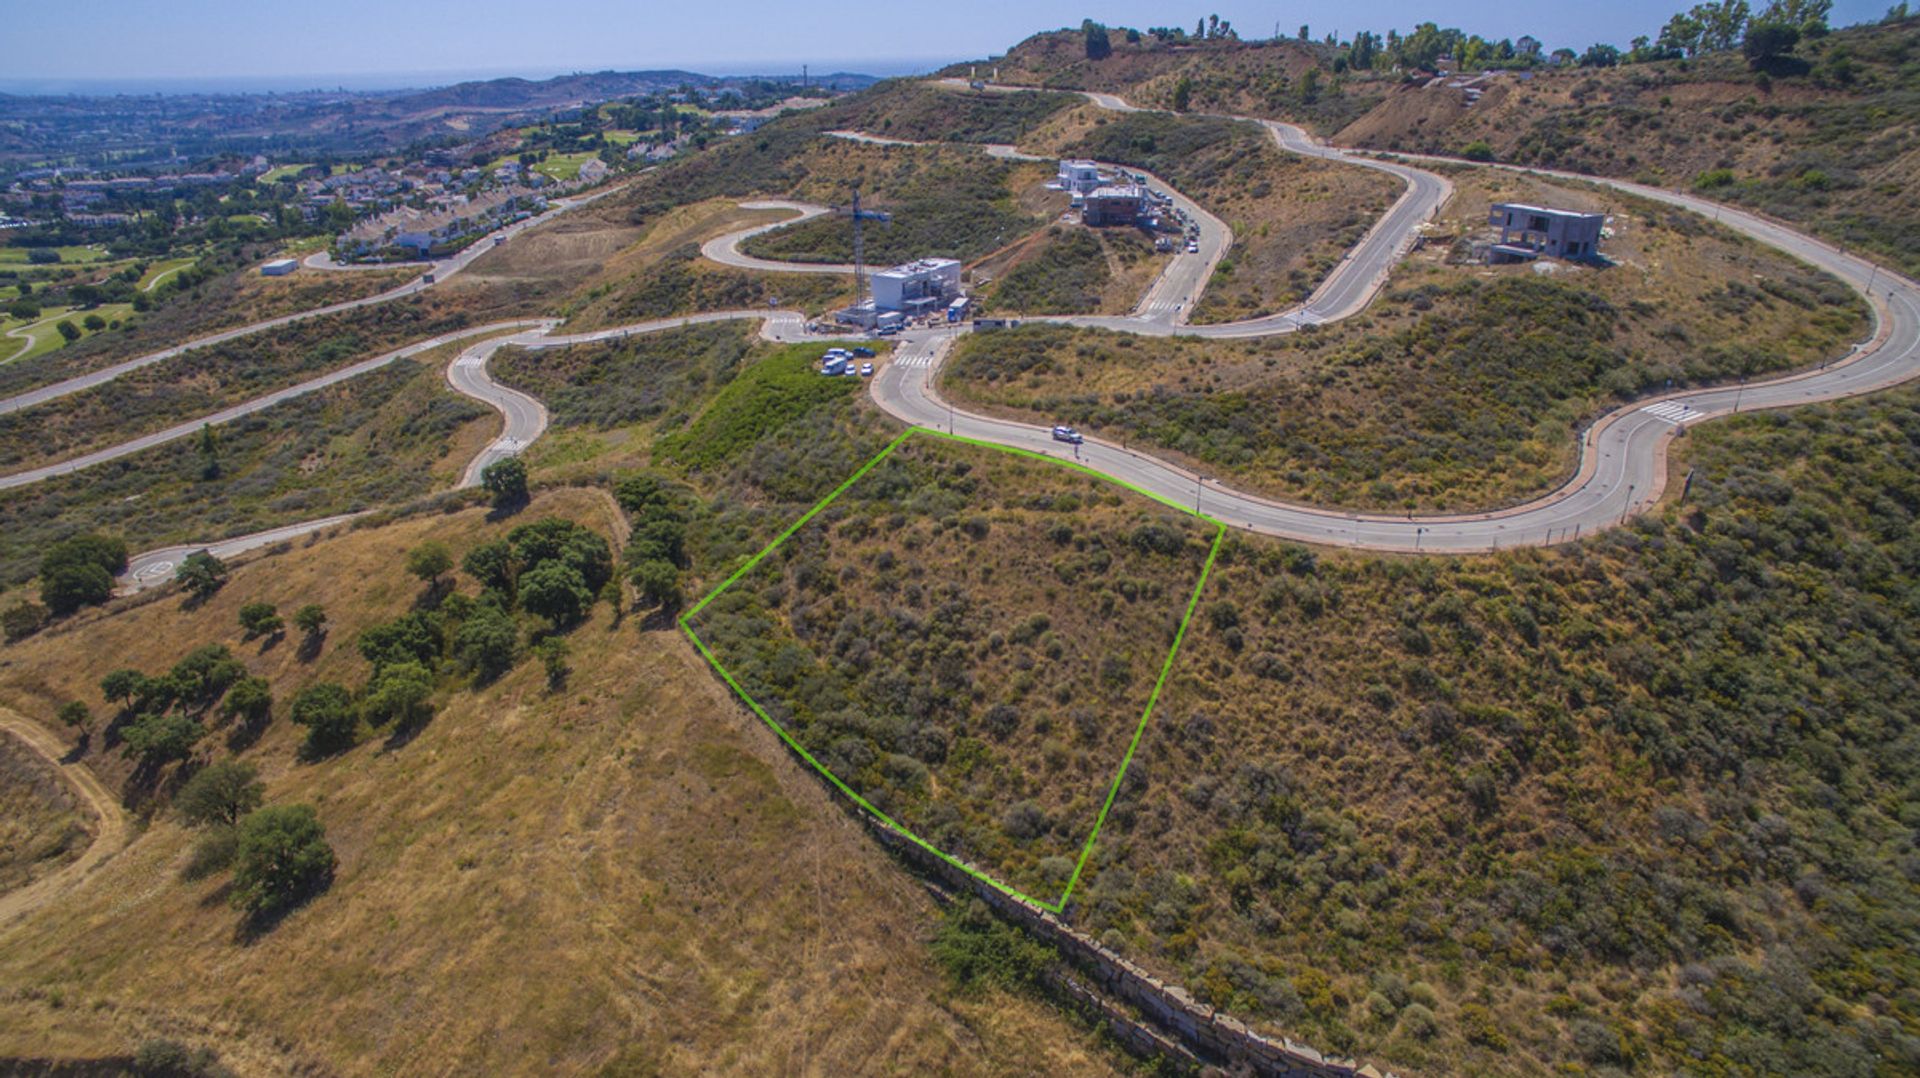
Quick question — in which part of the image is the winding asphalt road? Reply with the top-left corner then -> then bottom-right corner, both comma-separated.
699,201 -> 851,275
0,321 -> 548,492
0,182 -> 627,418
859,87 -> 1916,550
114,309 -> 814,590
50,82 -> 1920,581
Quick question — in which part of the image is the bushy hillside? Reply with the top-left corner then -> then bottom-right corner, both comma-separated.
950,29 -> 1376,133
1335,18 -> 1920,276
957,18 -> 1920,277
738,155 -> 1056,267
689,435 -> 1216,901
945,171 -> 1866,511
0,339 -> 496,586
813,80 -> 1081,144
1066,384 -> 1920,1075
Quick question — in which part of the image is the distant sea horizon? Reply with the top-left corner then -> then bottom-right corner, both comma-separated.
0,56 -> 961,97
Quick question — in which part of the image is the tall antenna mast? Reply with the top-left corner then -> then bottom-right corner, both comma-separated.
851,186 -> 866,293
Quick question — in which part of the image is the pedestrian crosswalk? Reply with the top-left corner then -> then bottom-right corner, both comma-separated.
1135,297 -> 1183,317
894,351 -> 937,368
1644,400 -> 1696,425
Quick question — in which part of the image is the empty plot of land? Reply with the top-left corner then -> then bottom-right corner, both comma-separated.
685,431 -> 1220,905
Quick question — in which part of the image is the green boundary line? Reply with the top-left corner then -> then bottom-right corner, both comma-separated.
680,425 -> 1225,914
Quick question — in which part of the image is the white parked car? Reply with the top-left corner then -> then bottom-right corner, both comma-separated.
860,363 -> 874,377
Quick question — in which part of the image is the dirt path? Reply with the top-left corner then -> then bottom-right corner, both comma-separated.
0,707 -> 130,929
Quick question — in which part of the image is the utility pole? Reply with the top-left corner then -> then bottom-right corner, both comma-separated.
851,186 -> 866,295
1621,484 -> 1636,524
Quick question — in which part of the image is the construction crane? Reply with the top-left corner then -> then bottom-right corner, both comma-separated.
834,186 -> 892,293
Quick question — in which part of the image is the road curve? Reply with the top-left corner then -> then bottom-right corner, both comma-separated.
450,329 -> 556,488
114,309 -> 815,589
123,513 -> 372,590
862,86 -> 1917,551
0,182 -> 628,418
0,321 -> 548,492
698,201 -> 853,275
81,83 -> 1920,568
0,706 -> 131,930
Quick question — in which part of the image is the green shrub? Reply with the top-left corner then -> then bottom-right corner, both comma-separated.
181,827 -> 239,881
175,760 -> 264,828
655,347 -> 860,468
289,682 -> 356,757
230,804 -> 334,917
931,899 -> 1053,991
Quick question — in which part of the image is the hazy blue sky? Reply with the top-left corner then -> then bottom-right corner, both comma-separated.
4,0 -> 1892,91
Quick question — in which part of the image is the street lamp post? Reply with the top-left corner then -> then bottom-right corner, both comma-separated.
1734,376 -> 1746,413
1415,525 -> 1426,551
1194,474 -> 1203,514
1621,483 -> 1636,525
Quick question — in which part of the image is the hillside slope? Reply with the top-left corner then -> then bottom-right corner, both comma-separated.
1334,18 -> 1920,276
0,490 -> 1125,1075
958,20 -> 1920,276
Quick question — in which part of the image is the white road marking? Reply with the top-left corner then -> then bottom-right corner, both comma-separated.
1645,400 -> 1696,425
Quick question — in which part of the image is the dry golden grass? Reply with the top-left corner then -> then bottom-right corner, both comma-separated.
0,490 -> 1127,1076
231,266 -> 417,316
0,736 -> 91,895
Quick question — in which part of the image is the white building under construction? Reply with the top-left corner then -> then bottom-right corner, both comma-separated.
835,257 -> 964,330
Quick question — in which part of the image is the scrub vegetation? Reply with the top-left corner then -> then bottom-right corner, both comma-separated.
0,257 -> 414,399
739,155 -> 1053,267
1065,383 -> 1920,1076
0,299 -> 489,473
687,435 -> 1215,900
946,175 -> 1867,512
492,321 -> 759,432
974,226 -> 1144,316
814,81 -> 1082,144
0,345 -> 491,586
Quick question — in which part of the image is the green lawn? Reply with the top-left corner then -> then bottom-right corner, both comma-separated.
137,257 -> 198,292
260,163 -> 312,183
0,244 -> 114,265
533,152 -> 601,181
602,130 -> 641,146
2,303 -> 136,364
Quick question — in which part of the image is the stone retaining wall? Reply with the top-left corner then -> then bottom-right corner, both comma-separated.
864,822 -> 1396,1078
